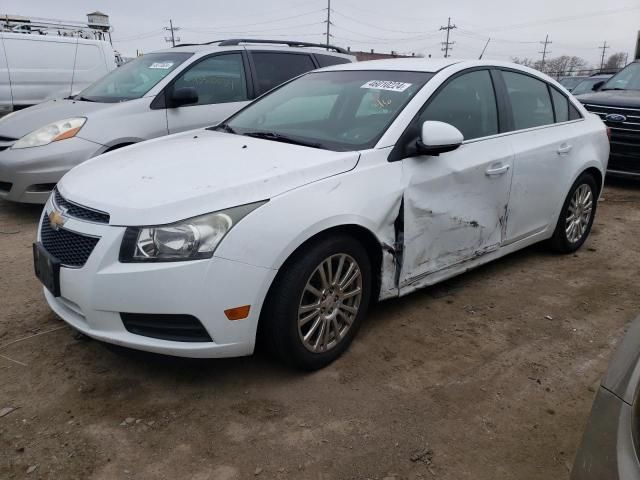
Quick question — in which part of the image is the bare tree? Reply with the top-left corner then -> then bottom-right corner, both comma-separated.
544,56 -> 589,75
512,55 -> 590,77
511,57 -> 536,68
604,52 -> 627,70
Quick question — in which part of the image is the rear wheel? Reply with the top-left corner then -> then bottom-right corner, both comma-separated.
549,173 -> 598,253
262,235 -> 372,370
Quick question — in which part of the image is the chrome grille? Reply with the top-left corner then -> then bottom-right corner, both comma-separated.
40,216 -> 100,267
53,188 -> 110,224
584,104 -> 640,143
584,103 -> 640,173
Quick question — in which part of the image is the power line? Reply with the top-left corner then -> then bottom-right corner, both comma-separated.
471,5 -> 640,33
182,9 -> 325,31
539,34 -> 552,69
164,19 -> 180,47
598,41 -> 610,70
331,23 -> 440,42
331,10 -> 427,35
181,22 -> 322,35
440,17 -> 456,58
113,29 -> 164,42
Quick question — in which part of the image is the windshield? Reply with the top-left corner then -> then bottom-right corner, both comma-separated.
77,52 -> 193,102
572,77 -> 607,96
559,77 -> 585,90
602,62 -> 640,91
222,70 -> 433,151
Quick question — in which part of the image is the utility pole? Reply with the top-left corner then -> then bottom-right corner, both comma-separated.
325,0 -> 332,47
539,34 -> 552,71
164,19 -> 180,47
439,17 -> 456,58
479,38 -> 491,59
598,41 -> 609,71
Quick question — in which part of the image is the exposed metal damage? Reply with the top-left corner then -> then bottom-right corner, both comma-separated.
377,189 -> 510,300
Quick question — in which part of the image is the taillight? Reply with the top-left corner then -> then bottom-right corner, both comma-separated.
606,127 -> 611,141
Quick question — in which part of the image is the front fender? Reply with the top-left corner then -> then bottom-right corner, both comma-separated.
213,154 -> 404,296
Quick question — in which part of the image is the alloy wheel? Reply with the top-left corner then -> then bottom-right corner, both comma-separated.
297,253 -> 363,353
565,184 -> 593,244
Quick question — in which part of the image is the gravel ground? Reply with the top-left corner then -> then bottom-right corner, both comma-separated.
1,179 -> 639,480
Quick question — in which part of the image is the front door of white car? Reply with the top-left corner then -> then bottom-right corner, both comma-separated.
399,69 -> 514,287
166,53 -> 251,133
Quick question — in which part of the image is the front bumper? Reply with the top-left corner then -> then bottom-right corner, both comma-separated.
0,136 -> 104,203
571,387 -> 640,479
37,203 -> 277,358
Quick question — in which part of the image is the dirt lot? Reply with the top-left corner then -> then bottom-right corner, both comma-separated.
1,179 -> 639,480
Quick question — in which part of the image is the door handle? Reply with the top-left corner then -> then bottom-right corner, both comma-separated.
557,144 -> 573,155
485,164 -> 510,176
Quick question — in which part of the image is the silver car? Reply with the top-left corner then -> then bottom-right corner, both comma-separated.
0,39 -> 353,203
572,316 -> 640,479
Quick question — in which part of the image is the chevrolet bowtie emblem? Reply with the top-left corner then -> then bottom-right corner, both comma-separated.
48,210 -> 66,231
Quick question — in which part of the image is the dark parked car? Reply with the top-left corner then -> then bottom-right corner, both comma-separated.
571,316 -> 640,479
559,76 -> 588,92
571,74 -> 613,96
577,61 -> 640,177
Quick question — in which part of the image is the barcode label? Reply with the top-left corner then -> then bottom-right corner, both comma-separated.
361,80 -> 412,92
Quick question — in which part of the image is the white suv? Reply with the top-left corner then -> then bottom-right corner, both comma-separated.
34,59 -> 609,370
0,39 -> 354,203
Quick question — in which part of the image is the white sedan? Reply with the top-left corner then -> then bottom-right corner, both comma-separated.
34,59 -> 609,370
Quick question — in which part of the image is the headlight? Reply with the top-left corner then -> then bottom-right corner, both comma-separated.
119,201 -> 267,262
12,117 -> 86,149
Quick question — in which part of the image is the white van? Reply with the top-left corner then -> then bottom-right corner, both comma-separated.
0,32 -> 117,114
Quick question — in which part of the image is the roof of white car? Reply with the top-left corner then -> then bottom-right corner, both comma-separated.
320,58 -> 523,73
155,43 -> 351,57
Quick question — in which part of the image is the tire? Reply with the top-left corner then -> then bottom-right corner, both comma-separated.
261,235 -> 372,370
549,172 -> 598,253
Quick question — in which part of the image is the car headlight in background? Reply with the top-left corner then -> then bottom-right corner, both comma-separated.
12,117 -> 86,149
119,201 -> 267,262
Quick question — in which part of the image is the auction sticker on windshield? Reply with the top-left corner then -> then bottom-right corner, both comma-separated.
361,80 -> 413,92
149,62 -> 174,69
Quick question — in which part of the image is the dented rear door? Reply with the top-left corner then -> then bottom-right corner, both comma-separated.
399,137 -> 514,288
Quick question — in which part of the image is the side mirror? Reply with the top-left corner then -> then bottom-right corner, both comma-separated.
592,81 -> 605,91
170,87 -> 199,108
416,121 -> 464,156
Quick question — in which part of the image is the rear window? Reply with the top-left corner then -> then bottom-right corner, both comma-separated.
316,54 -> 352,68
251,52 -> 316,96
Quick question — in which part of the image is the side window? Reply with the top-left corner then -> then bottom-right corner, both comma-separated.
420,70 -> 498,141
502,71 -> 554,130
316,54 -> 351,68
550,87 -> 569,123
251,52 -> 316,95
569,103 -> 582,120
172,53 -> 247,106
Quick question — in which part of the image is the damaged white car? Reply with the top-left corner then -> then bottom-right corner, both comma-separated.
34,59 -> 609,370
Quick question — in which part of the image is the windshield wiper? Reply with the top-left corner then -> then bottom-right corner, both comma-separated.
211,123 -> 236,134
242,131 -> 323,149
75,96 -> 96,102
601,87 -> 626,91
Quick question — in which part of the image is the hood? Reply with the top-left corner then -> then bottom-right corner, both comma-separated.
576,89 -> 640,108
0,99 -> 113,139
59,130 -> 360,225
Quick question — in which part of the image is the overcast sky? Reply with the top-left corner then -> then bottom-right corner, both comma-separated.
3,0 -> 638,66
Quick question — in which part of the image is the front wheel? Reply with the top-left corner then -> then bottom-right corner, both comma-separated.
261,235 -> 372,370
549,173 -> 598,253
